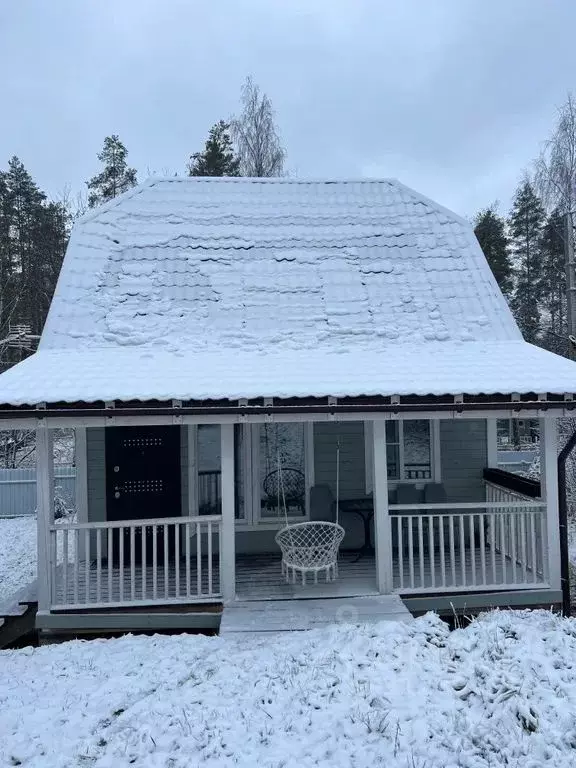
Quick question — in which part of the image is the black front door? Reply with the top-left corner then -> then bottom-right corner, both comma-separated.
105,426 -> 182,563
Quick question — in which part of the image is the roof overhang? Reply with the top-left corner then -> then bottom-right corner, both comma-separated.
0,392 -> 574,429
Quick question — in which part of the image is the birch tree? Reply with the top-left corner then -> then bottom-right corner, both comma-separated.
230,77 -> 286,177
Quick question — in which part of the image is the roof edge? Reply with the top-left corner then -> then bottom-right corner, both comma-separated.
390,179 -> 471,228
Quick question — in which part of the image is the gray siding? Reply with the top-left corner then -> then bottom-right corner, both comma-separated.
440,419 -> 487,502
86,427 -> 106,522
313,422 -> 366,499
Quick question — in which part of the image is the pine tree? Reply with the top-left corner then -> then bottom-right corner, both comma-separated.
474,206 -> 512,295
87,135 -> 137,208
508,181 -> 546,343
188,121 -> 240,177
539,208 -> 567,353
0,158 -> 69,353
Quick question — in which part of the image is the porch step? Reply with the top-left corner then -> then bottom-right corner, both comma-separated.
0,580 -> 38,649
219,595 -> 413,636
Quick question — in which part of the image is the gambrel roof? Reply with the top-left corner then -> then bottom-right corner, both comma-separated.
0,176 -> 575,405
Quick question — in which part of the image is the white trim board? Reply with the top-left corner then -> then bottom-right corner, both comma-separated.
17,409 -> 567,431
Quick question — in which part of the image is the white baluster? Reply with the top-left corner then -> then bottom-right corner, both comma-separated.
196,522 -> 202,596
164,523 -> 169,597
153,525 -> 158,599
175,523 -> 180,598
207,522 -> 213,595
417,516 -> 424,588
408,516 -> 415,589
119,527 -> 125,603
185,522 -> 191,597
130,526 -> 136,601
96,528 -> 102,603
397,517 -> 404,590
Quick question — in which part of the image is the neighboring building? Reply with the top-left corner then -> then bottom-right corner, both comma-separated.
0,177 -> 575,635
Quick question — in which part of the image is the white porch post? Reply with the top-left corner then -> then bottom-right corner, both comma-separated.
75,427 -> 88,524
36,426 -> 54,611
220,423 -> 236,602
372,420 -> 392,593
540,417 -> 561,590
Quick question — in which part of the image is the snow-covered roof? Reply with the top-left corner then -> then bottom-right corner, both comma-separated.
0,176 -> 575,405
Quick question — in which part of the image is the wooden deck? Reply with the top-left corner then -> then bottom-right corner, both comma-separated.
220,595 -> 413,636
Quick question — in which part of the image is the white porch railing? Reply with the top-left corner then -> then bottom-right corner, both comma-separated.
390,485 -> 547,593
49,515 -> 222,610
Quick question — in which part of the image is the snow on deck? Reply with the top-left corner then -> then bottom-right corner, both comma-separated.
220,595 -> 413,635
2,610 -> 576,766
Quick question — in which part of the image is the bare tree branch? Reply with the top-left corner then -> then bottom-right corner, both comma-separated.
230,77 -> 286,177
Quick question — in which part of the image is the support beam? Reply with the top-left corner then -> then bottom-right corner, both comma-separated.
372,420 -> 392,593
75,427 -> 88,524
220,424 -> 236,602
540,417 -> 561,590
36,427 -> 54,612
187,425 -> 198,516
486,418 -> 498,468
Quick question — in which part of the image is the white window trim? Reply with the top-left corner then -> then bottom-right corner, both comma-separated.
365,419 -> 440,493
236,423 -> 314,527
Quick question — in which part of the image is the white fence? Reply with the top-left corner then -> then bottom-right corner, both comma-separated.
49,515 -> 222,609
389,482 -> 547,593
0,466 -> 76,517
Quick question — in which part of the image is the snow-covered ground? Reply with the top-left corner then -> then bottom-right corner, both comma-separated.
2,610 -> 576,767
0,515 -> 36,608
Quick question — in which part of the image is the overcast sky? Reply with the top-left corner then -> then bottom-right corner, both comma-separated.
1,0 -> 576,218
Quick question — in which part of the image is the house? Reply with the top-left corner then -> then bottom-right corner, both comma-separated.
0,176 -> 575,636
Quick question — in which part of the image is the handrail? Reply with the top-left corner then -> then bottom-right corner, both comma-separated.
389,501 -> 545,511
50,514 -> 222,531
483,467 -> 541,498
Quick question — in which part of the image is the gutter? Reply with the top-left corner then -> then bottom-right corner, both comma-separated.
558,431 -> 576,616
0,398 -> 573,421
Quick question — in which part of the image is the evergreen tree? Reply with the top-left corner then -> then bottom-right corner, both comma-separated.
539,208 -> 567,353
87,135 -> 137,208
188,121 -> 240,177
508,180 -> 546,343
474,206 -> 512,295
0,157 -> 69,350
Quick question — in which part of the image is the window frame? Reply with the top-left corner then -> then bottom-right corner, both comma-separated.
364,419 -> 440,493
236,423 -> 315,528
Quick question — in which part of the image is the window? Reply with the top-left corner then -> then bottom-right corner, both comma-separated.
258,423 -> 307,519
191,423 -> 313,526
365,420 -> 436,491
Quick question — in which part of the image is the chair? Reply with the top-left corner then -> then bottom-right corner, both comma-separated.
263,467 -> 305,514
309,484 -> 336,522
275,521 -> 345,585
396,484 -> 422,506
424,483 -> 447,508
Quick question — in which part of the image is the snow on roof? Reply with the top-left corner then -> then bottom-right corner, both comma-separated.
0,176 -> 575,405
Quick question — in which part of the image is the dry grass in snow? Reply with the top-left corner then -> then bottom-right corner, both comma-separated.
2,610 -> 576,766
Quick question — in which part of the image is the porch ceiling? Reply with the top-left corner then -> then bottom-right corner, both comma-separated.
0,340 -> 575,408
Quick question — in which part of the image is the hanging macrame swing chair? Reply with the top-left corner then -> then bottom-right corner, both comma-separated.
275,441 -> 345,586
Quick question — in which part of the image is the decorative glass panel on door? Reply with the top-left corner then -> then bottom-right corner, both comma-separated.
259,424 -> 306,518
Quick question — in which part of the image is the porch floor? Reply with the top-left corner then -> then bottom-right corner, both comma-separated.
236,551 -> 378,600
